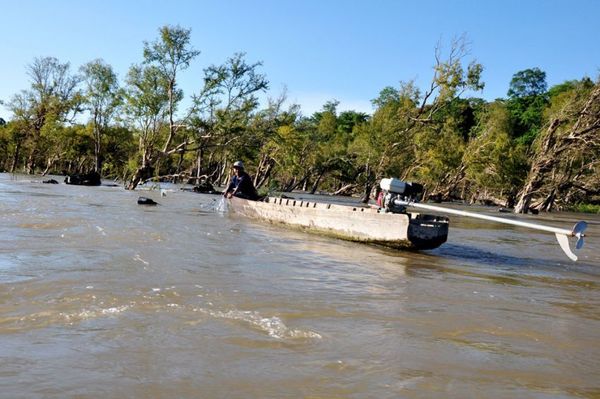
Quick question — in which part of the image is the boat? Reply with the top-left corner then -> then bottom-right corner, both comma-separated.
227,178 -> 588,261
228,196 -> 449,250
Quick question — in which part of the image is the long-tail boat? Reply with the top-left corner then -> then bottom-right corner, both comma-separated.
228,178 -> 587,261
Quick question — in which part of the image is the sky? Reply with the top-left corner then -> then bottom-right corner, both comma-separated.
1,0 -> 599,121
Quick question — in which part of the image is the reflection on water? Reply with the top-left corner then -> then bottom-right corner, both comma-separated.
1,173 -> 599,398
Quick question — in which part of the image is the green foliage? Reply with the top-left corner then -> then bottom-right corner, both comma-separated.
506,68 -> 549,145
371,86 -> 401,108
6,56 -> 81,173
547,77 -> 594,99
507,68 -> 547,98
349,97 -> 412,185
566,204 -> 600,214
411,118 -> 466,189
102,126 -> 136,178
464,102 -> 528,196
191,52 -> 268,163
144,25 -> 200,75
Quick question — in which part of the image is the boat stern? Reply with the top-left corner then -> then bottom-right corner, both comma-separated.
407,214 -> 449,250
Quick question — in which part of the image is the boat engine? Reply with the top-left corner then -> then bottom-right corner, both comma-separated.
378,178 -> 423,213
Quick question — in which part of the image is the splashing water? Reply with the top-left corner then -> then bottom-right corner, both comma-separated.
207,309 -> 322,340
215,196 -> 228,213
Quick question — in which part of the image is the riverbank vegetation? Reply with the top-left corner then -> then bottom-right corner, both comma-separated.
1,26 -> 598,213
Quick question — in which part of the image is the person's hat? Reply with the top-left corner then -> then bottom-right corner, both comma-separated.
233,161 -> 244,169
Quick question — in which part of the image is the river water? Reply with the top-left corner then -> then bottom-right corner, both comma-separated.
1,173 -> 599,398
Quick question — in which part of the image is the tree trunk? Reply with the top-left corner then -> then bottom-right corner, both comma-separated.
26,147 -> 37,174
283,177 -> 296,192
255,160 -> 274,189
514,119 -> 561,213
94,124 -> 101,173
127,164 -> 154,190
196,147 -> 203,181
360,163 -> 373,204
310,171 -> 325,194
332,184 -> 356,196
10,141 -> 21,173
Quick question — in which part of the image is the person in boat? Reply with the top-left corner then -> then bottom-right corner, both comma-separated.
223,161 -> 259,201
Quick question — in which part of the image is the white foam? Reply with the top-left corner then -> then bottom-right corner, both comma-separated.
134,254 -> 150,265
208,309 -> 322,340
61,305 -> 129,321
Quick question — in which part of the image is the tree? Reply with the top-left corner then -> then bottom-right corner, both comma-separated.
7,57 -> 81,173
127,25 -> 200,189
190,52 -> 268,183
80,59 -> 122,173
143,24 -> 200,154
123,64 -> 169,185
350,86 -> 418,201
337,110 -> 369,137
507,68 -> 547,98
506,68 -> 548,145
247,91 -> 301,189
463,101 -> 528,206
353,36 -> 484,202
514,80 -> 600,213
371,86 -> 401,109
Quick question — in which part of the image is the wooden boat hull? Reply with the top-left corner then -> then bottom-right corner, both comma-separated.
229,196 -> 449,250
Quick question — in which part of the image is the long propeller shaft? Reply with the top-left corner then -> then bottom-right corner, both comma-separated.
396,200 -> 573,236
395,200 -> 587,261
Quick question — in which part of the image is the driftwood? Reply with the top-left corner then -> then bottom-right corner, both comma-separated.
332,184 -> 357,196
469,192 -> 508,207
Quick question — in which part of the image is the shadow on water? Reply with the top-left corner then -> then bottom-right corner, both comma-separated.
433,242 -> 549,268
372,242 -> 600,291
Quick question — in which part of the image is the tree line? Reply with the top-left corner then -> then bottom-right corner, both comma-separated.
0,26 -> 598,213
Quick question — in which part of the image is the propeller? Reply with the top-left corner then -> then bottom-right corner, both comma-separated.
573,221 -> 587,250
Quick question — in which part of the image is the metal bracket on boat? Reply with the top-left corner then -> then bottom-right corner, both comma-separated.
395,200 -> 588,262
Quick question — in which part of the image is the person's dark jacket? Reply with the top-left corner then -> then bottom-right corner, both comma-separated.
225,170 -> 259,200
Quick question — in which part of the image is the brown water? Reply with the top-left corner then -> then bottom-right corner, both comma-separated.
1,173 -> 599,398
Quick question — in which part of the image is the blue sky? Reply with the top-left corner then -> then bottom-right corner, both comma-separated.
1,0 -> 599,120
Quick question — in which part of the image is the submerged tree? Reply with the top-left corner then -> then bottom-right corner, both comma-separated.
80,59 -> 122,173
123,64 -> 169,184
127,25 -> 200,189
7,57 -> 81,174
